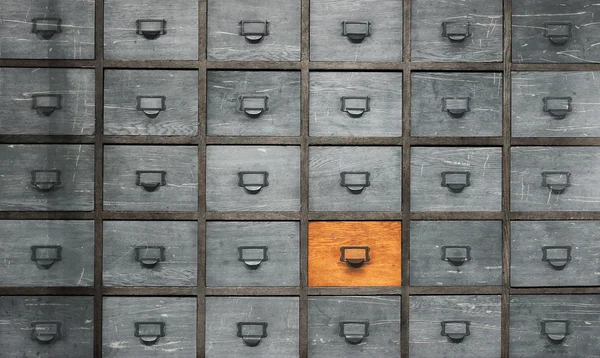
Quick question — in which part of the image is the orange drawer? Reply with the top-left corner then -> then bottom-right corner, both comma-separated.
308,221 -> 401,287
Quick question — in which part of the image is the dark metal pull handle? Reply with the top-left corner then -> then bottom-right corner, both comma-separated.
542,246 -> 572,270
541,171 -> 571,194
136,19 -> 167,40
32,94 -> 62,116
31,321 -> 62,344
441,171 -> 471,193
543,97 -> 572,119
31,169 -> 62,191
340,171 -> 370,194
441,321 -> 470,343
441,245 -> 471,267
238,171 -> 269,194
239,20 -> 269,44
442,97 -> 470,118
341,96 -> 370,118
136,170 -> 167,192
31,17 -> 61,40
135,322 -> 165,346
136,96 -> 166,118
541,320 -> 570,343
340,246 -> 370,268
239,96 -> 269,118
544,22 -> 572,45
341,21 -> 371,44
31,245 -> 62,270
135,246 -> 166,268
237,322 -> 268,347
442,22 -> 471,42
238,246 -> 268,270
339,321 -> 370,345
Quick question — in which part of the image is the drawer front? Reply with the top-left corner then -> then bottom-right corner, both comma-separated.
309,72 -> 403,137
308,221 -> 401,287
411,0 -> 503,62
411,147 -> 502,212
512,71 -> 600,137
309,147 -> 402,212
511,221 -> 600,287
207,71 -> 301,136
411,72 -> 503,137
410,221 -> 502,286
512,1 -> 600,63
0,0 -> 94,59
310,0 -> 402,62
103,221 -> 198,287
104,0 -> 199,60
206,222 -> 300,287
104,70 -> 199,136
206,146 -> 301,211
410,295 -> 502,358
0,296 -> 93,358
103,297 -> 196,357
0,68 -> 95,135
511,146 -> 600,211
205,297 -> 299,357
103,145 -> 198,211
207,0 -> 301,61
510,295 -> 600,357
308,296 -> 401,357
0,145 -> 94,211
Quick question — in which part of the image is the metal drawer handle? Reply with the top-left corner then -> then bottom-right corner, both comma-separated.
136,170 -> 167,192
442,97 -> 470,118
134,322 -> 165,346
341,96 -> 370,118
31,17 -> 61,40
541,171 -> 571,194
31,245 -> 62,270
441,171 -> 471,194
135,246 -> 166,268
339,321 -> 370,345
542,245 -> 571,271
441,245 -> 471,267
32,94 -> 62,117
544,22 -> 572,45
441,320 -> 470,343
31,169 -> 62,191
238,246 -> 268,270
442,21 -> 471,43
239,20 -> 269,44
31,321 -> 62,344
136,19 -> 167,40
543,96 -> 572,119
541,320 -> 570,343
341,21 -> 371,44
340,171 -> 370,195
136,96 -> 166,118
239,95 -> 269,118
238,171 -> 269,194
340,246 -> 370,268
237,322 -> 268,347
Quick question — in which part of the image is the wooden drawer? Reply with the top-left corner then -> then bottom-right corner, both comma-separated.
511,221 -> 600,287
411,72 -> 503,137
103,145 -> 198,212
308,221 -> 401,287
103,297 -> 196,357
207,0 -> 301,61
104,70 -> 199,136
104,0 -> 198,60
206,222 -> 300,287
310,0 -> 402,62
0,296 -> 93,358
103,221 -> 197,287
308,296 -> 401,357
309,147 -> 402,212
207,71 -> 301,136
411,0 -> 503,62
411,147 -> 502,212
205,297 -> 299,357
410,221 -> 502,286
309,72 -> 403,137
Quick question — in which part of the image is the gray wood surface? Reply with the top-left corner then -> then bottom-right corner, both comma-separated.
104,70 -> 199,136
207,71 -> 301,136
411,72 -> 503,137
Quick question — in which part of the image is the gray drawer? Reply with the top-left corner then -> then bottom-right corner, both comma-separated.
205,297 -> 299,357
308,296 -> 401,357
207,71 -> 301,136
410,221 -> 502,286
511,146 -> 600,212
0,0 -> 94,59
510,295 -> 600,357
206,222 -> 299,287
512,71 -> 600,137
207,0 -> 301,61
411,0 -> 503,62
103,145 -> 198,212
309,72 -> 403,137
0,296 -> 93,358
309,147 -> 402,211
103,297 -> 196,357
104,70 -> 199,136
206,146 -> 300,211
0,145 -> 94,211
103,221 -> 197,287
310,0 -> 402,62
411,147 -> 502,212
512,1 -> 600,63
511,221 -> 600,287
409,295 -> 501,358
104,0 -> 198,60
411,72 -> 503,137
0,68 -> 95,135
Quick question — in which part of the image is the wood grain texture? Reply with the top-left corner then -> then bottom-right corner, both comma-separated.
308,221 -> 401,287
